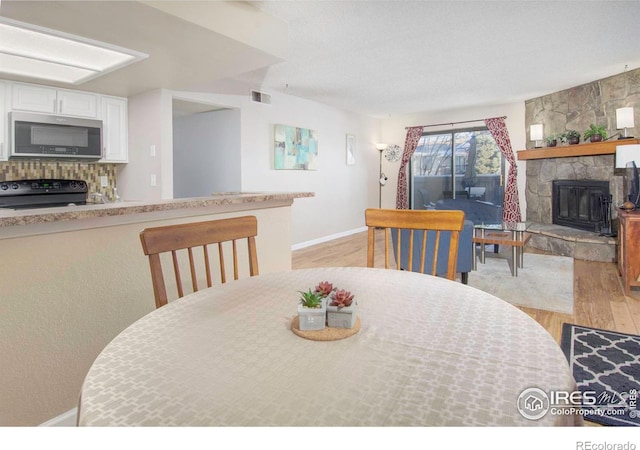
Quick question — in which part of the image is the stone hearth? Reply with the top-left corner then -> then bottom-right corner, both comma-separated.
526,223 -> 615,262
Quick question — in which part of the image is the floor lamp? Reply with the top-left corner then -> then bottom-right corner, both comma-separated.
376,143 -> 388,208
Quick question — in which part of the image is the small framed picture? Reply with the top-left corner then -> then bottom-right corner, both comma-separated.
346,134 -> 355,165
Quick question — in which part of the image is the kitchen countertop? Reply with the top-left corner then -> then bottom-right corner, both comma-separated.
0,191 -> 314,228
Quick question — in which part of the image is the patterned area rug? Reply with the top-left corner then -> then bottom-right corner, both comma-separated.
467,253 -> 573,313
561,323 -> 640,426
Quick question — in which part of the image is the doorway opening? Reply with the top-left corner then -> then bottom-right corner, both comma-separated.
172,98 -> 241,199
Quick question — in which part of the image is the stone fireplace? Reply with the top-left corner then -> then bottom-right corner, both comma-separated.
525,154 -> 622,224
524,153 -> 620,261
521,66 -> 639,262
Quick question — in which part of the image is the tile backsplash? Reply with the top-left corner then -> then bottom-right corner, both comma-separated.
0,161 -> 117,201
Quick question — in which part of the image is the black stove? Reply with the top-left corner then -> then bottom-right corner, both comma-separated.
0,179 -> 88,209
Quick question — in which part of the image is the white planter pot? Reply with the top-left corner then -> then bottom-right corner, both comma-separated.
326,303 -> 357,329
297,300 -> 326,331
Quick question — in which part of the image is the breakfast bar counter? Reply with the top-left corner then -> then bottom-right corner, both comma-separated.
0,191 -> 312,426
0,191 -> 314,236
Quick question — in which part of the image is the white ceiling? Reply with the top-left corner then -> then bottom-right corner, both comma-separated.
1,1 -> 639,118
239,0 -> 640,117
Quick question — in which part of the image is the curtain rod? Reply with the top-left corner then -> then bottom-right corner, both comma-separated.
405,116 -> 507,129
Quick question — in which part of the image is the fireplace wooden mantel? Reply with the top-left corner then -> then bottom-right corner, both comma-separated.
517,139 -> 640,160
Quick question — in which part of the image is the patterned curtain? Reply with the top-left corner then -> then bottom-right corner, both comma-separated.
484,117 -> 522,223
395,126 -> 424,209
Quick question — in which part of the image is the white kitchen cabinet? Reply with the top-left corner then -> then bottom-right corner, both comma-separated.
11,82 -> 56,114
0,80 -> 7,160
58,90 -> 99,118
100,96 -> 128,163
11,82 -> 99,118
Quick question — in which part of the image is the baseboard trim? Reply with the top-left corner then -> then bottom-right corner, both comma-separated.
292,227 -> 367,251
38,408 -> 77,427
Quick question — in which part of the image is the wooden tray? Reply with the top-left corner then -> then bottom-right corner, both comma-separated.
291,316 -> 361,341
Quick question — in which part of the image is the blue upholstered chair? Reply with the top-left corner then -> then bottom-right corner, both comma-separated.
434,198 -> 502,254
391,220 -> 474,284
434,198 -> 502,225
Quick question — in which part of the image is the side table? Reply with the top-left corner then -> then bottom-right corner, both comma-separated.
472,222 -> 531,276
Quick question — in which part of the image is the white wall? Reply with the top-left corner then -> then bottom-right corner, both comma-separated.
173,108 -> 241,198
128,89 -> 382,246
239,94 -> 380,245
118,89 -> 173,201
379,102 -> 527,219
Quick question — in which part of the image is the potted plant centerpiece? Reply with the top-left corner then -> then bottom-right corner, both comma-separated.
297,288 -> 327,331
583,124 -> 608,143
326,289 -> 357,329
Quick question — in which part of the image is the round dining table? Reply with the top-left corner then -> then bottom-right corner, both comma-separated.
78,267 -> 581,426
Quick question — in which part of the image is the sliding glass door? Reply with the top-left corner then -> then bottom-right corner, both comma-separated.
410,127 -> 504,210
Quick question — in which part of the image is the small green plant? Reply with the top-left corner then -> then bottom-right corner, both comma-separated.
566,130 -> 580,139
330,289 -> 354,308
583,124 -> 608,141
298,289 -> 324,308
559,130 -> 580,144
546,134 -> 557,146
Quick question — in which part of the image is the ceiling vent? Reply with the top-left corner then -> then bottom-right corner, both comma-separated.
251,90 -> 271,105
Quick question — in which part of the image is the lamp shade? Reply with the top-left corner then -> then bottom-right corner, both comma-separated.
616,107 -> 635,129
376,143 -> 388,151
530,124 -> 543,141
616,144 -> 640,168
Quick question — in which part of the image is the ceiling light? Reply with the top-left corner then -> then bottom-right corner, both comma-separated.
0,16 -> 148,85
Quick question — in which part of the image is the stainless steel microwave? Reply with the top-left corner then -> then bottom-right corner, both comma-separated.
10,111 -> 103,160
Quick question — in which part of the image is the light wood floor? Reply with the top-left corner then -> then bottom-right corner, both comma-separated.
292,230 -> 640,344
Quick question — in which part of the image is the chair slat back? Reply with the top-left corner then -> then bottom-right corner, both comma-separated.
365,208 -> 465,280
140,216 -> 259,308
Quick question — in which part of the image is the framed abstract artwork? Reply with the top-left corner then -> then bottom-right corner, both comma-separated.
274,124 -> 318,170
346,134 -> 355,165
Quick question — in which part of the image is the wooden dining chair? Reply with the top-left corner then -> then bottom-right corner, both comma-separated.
365,208 -> 465,281
139,215 -> 259,308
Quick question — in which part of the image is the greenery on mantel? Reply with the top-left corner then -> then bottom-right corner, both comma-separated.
517,139 -> 640,160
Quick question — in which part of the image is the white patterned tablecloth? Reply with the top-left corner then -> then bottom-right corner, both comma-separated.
78,267 -> 581,426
